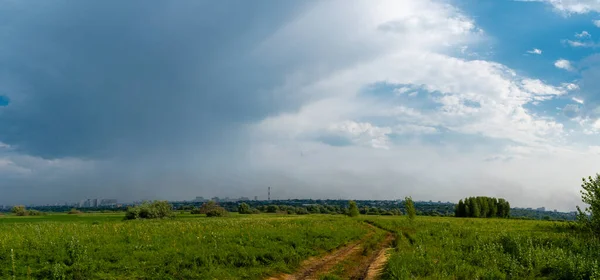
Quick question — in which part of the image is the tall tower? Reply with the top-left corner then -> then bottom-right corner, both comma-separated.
268,187 -> 271,201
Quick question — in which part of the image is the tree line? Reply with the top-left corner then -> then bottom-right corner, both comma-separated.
455,196 -> 510,218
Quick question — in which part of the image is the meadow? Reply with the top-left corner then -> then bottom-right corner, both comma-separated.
0,213 -> 368,279
365,216 -> 600,280
1,213 -> 599,279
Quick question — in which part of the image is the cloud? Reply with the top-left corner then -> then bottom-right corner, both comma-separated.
0,0 -> 593,211
563,39 -> 596,48
575,31 -> 591,38
594,20 -> 600,27
535,0 -> 600,14
527,48 -> 543,54
325,121 -> 392,149
554,59 -> 575,71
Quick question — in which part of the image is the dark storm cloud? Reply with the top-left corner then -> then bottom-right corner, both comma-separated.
0,1 -> 310,159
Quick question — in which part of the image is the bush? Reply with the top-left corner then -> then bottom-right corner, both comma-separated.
206,207 -> 228,217
267,205 -> 279,213
405,196 -> 416,221
238,203 -> 251,214
11,205 -> 27,216
192,200 -> 228,217
124,201 -> 174,220
347,201 -> 360,217
577,174 -> 600,235
68,208 -> 82,215
27,210 -> 45,216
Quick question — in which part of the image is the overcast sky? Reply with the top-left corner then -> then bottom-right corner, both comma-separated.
2,0 -> 600,210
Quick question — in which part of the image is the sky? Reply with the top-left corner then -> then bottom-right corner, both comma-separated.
1,0 -> 600,211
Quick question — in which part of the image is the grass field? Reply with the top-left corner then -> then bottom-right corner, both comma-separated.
0,213 -> 368,279
364,216 -> 600,280
1,213 -> 599,279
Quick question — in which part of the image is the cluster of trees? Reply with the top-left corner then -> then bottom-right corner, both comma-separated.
11,205 -> 45,216
455,196 -> 510,218
125,201 -> 174,220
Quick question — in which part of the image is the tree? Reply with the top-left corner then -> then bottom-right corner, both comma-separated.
456,196 -> 510,218
238,203 -> 251,214
405,196 -> 416,220
124,201 -> 174,220
266,205 -> 279,213
11,205 -> 27,216
456,200 -> 465,217
347,200 -> 360,217
577,174 -> 600,235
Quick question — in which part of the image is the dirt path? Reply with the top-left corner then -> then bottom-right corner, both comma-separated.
267,223 -> 394,280
363,234 -> 394,280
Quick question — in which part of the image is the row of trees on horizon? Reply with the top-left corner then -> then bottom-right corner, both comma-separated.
455,196 -> 510,218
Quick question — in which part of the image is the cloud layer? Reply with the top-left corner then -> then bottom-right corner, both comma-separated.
0,0 -> 598,211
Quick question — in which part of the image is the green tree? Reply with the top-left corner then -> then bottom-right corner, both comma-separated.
577,174 -> 600,235
238,202 -> 251,214
456,200 -> 465,217
125,201 -> 174,220
11,205 -> 27,216
347,200 -> 360,217
405,196 -> 416,220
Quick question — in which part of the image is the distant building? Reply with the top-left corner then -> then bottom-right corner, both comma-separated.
100,199 -> 118,206
536,207 -> 545,212
254,196 -> 258,201
194,197 -> 207,202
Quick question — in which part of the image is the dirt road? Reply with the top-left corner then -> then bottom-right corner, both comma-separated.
267,223 -> 394,280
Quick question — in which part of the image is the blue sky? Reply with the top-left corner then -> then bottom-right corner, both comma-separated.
2,0 -> 600,210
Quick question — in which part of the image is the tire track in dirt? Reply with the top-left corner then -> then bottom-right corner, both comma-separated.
267,222 -> 395,280
267,233 -> 371,280
362,234 -> 393,280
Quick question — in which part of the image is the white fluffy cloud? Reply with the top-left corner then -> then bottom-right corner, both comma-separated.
575,31 -> 591,38
527,48 -> 542,54
555,59 -> 575,71
538,0 -> 600,13
243,0 -> 592,209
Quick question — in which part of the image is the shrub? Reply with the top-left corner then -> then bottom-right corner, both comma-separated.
577,174 -> 600,235
192,200 -> 228,217
124,201 -> 174,220
266,205 -> 279,213
405,196 -> 416,221
11,205 -> 27,216
27,210 -> 45,216
196,200 -> 218,214
68,208 -> 82,215
238,203 -> 251,214
347,200 -> 360,217
206,207 -> 228,217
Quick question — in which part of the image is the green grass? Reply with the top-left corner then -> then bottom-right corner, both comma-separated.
365,216 -> 600,280
0,213 -> 369,279
3,213 -> 600,279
